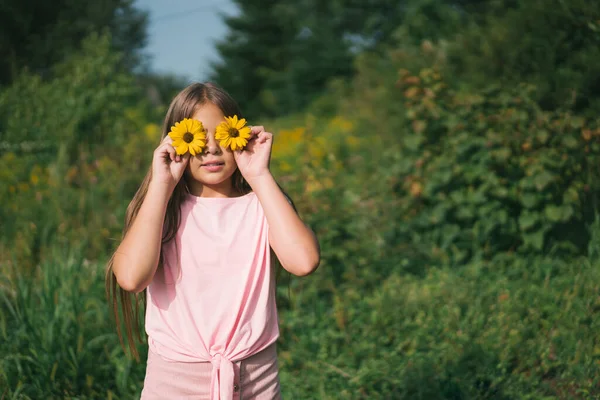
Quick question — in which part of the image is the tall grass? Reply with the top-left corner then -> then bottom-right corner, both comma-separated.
2,248 -> 599,399
0,245 -> 146,399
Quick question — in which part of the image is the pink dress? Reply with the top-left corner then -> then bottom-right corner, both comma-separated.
142,191 -> 281,399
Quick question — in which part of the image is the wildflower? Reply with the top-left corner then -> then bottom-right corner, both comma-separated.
169,118 -> 206,155
215,115 -> 252,151
410,182 -> 423,197
582,129 -> 592,141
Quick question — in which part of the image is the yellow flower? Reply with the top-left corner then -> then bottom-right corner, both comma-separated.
169,118 -> 206,155
279,160 -> 292,172
144,123 -> 160,142
410,182 -> 423,197
345,135 -> 360,148
215,115 -> 252,151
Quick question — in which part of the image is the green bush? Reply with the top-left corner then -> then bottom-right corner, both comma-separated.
271,42 -> 600,398
0,33 -> 160,269
277,254 -> 600,399
2,9 -> 600,398
384,68 -> 600,266
444,0 -> 600,112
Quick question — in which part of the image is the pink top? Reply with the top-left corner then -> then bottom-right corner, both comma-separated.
145,191 -> 279,400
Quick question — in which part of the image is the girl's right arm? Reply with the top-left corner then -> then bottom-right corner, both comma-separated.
112,136 -> 190,293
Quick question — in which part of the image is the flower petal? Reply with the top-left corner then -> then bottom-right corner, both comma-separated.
192,140 -> 206,152
236,118 -> 247,129
215,124 -> 228,140
235,137 -> 247,149
194,131 -> 206,142
175,142 -> 189,155
169,128 -> 183,140
238,126 -> 251,138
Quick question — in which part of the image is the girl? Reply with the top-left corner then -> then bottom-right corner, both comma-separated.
105,82 -> 320,399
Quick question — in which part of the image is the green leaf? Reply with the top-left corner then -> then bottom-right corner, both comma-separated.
570,116 -> 585,129
403,134 -> 424,151
520,193 -> 538,208
562,186 -> 580,204
456,207 -> 475,220
535,171 -> 555,191
519,211 -> 539,231
536,129 -> 549,144
544,205 -> 563,222
523,230 -> 545,250
493,186 -> 509,198
562,136 -> 579,149
492,148 -> 511,161
544,205 -> 573,222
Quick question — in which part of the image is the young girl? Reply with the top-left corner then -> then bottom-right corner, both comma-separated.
105,82 -> 320,399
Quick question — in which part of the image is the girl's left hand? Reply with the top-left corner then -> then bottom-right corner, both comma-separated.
234,125 -> 273,184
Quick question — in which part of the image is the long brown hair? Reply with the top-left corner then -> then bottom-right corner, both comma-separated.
105,82 -> 292,361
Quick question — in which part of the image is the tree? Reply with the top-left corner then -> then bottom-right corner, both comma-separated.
209,0 -> 298,118
445,0 -> 600,111
0,0 -> 148,85
209,0 -> 463,118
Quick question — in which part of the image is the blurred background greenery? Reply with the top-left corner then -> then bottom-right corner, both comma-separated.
1,0 -> 600,398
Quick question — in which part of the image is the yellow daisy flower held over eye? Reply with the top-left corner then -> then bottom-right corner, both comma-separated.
215,115 -> 252,151
168,118 -> 206,155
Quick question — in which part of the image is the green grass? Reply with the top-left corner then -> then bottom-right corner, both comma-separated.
276,255 -> 600,399
2,245 -> 599,399
0,247 -> 145,399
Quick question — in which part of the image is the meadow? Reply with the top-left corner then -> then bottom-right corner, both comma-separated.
2,3 -> 600,398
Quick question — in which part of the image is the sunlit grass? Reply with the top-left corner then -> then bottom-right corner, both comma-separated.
0,247 -> 146,399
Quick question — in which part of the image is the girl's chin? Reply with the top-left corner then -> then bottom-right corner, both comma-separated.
190,172 -> 235,186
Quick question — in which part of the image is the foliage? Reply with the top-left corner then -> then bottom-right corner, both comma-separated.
445,0 -> 600,112
0,33 -> 159,270
3,249 -> 599,399
211,0 -> 429,118
268,38 -> 600,398
2,2 -> 600,399
0,247 -> 146,399
210,0 -> 351,118
278,256 -> 600,399
212,0 -> 600,118
387,67 -> 600,266
0,0 -> 148,85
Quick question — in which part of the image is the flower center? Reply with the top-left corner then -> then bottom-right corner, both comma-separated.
183,132 -> 194,143
228,127 -> 239,138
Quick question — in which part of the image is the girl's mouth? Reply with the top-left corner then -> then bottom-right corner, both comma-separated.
201,161 -> 225,171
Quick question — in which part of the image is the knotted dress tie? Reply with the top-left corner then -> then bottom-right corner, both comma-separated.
210,353 -> 235,399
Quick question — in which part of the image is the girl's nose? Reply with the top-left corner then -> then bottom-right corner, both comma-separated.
203,132 -> 222,155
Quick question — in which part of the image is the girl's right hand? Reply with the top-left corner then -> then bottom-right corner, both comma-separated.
151,136 -> 191,191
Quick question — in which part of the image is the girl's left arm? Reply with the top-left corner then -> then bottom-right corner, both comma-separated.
235,125 -> 320,276
250,173 -> 320,276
